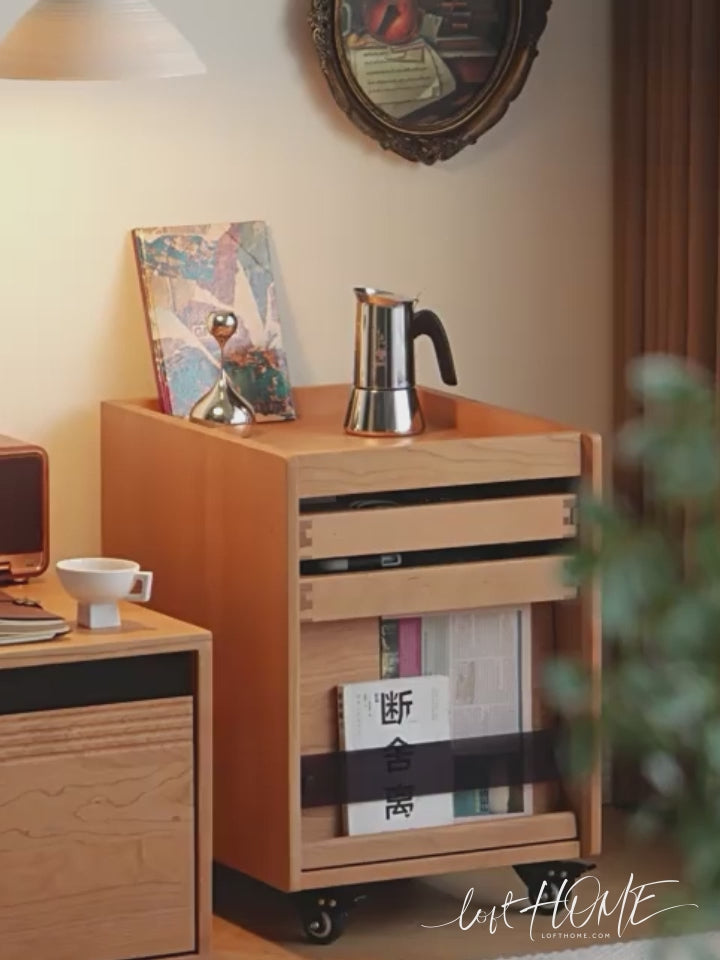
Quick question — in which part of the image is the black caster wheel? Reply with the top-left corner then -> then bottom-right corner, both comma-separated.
302,901 -> 348,945
297,888 -> 366,945
513,860 -> 596,915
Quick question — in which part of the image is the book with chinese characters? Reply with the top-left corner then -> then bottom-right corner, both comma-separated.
337,675 -> 453,836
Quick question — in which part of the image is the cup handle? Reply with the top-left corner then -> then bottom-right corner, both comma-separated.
125,571 -> 153,603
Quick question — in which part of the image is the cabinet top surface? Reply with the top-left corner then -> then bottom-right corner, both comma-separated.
105,385 -> 584,461
0,576 -> 210,668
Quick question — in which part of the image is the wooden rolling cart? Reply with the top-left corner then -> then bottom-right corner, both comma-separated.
101,384 -> 601,944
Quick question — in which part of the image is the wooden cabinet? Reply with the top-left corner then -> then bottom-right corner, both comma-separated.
0,579 -> 212,960
101,384 -> 601,897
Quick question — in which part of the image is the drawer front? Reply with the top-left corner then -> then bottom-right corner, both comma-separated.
300,494 -> 576,560
297,433 -> 581,498
300,555 -> 574,623
0,697 -> 195,960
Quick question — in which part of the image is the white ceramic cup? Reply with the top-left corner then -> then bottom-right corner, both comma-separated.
56,558 -> 153,630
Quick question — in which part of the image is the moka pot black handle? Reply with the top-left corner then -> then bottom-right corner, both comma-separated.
412,310 -> 458,386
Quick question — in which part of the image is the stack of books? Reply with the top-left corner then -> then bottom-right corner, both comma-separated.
341,605 -> 533,836
0,591 -> 70,645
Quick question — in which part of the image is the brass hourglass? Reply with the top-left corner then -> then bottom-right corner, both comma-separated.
189,311 -> 255,433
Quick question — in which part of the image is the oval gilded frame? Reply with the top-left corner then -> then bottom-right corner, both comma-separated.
309,0 -> 552,164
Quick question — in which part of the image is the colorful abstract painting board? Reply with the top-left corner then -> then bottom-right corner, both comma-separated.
133,221 -> 295,421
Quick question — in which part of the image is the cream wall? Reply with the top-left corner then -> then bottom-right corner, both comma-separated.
0,0 -> 611,561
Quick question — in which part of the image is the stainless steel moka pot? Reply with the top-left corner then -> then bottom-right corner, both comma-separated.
344,288 -> 458,437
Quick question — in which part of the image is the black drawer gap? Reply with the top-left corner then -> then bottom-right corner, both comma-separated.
0,652 -> 194,715
300,538 -> 571,576
300,477 -> 578,514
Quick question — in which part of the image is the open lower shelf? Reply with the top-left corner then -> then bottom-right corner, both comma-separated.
302,810 -> 577,871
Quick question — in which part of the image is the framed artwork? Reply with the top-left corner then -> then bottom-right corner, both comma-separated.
133,221 -> 296,422
309,0 -> 552,164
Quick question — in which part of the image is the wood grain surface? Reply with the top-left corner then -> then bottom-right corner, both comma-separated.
300,619 -> 379,844
0,698 -> 195,960
102,400 -> 297,891
299,494 -> 576,560
300,556 -> 575,623
301,840 -> 581,889
0,577 -> 212,960
302,811 -> 578,870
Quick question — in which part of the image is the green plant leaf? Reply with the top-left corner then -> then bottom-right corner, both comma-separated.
556,353 -> 720,925
543,659 -> 591,714
655,594 -> 716,657
554,715 -> 596,779
704,722 -> 720,773
600,532 -> 677,637
642,751 -> 685,796
627,354 -> 713,408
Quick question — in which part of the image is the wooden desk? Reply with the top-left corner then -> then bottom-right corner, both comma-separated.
0,577 -> 212,960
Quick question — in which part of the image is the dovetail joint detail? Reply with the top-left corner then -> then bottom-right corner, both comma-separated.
563,498 -> 578,528
300,584 -> 314,614
299,519 -> 313,550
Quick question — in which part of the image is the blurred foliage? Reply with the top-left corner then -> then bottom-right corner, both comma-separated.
545,354 -> 720,931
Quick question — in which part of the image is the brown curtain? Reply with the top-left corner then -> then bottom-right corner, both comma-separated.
614,0 -> 720,424
613,0 -> 720,806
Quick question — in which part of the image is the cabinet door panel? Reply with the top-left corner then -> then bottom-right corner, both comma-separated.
0,697 -> 195,960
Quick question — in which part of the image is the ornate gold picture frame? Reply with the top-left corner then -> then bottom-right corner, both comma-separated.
309,0 -> 552,164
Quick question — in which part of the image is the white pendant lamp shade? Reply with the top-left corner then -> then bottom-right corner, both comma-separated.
0,0 -> 206,80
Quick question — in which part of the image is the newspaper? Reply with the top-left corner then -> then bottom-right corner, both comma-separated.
422,607 -> 534,818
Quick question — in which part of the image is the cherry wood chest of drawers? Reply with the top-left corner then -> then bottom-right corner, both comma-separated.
0,577 -> 212,960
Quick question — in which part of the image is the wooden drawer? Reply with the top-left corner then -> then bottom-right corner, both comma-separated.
300,555 -> 575,623
0,697 -> 195,960
299,494 -> 576,560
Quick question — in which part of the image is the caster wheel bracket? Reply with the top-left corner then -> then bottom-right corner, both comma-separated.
513,860 -> 597,914
296,886 -> 368,945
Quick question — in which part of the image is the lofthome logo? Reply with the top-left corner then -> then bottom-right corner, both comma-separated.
422,874 -> 699,943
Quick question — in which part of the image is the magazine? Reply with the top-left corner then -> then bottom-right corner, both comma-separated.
421,607 -> 534,819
